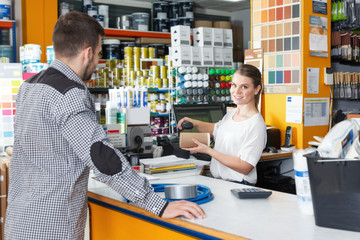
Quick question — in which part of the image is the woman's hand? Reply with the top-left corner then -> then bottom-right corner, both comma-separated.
177,117 -> 193,130
182,138 -> 211,155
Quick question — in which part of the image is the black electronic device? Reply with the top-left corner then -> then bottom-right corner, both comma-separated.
172,103 -> 226,133
264,146 -> 278,153
231,188 -> 272,199
181,121 -> 194,130
284,126 -> 292,147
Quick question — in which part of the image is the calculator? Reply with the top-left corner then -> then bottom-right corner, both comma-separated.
231,188 -> 272,199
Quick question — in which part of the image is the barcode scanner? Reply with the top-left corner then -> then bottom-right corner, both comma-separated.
181,121 -> 194,130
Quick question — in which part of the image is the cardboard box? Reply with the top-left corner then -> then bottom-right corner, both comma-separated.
223,29 -> 233,48
201,47 -> 214,67
180,132 -> 210,148
223,48 -> 234,67
194,20 -> 212,28
191,47 -> 202,66
171,46 -> 192,67
213,21 -> 231,29
214,48 -> 224,67
193,27 -> 213,47
212,28 -> 224,47
171,25 -> 191,47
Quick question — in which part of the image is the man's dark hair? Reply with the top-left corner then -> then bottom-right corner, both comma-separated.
52,11 -> 105,58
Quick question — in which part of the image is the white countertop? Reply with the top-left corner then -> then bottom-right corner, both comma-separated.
88,175 -> 360,240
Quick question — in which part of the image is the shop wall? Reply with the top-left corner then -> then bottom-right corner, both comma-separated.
21,0 -> 58,63
251,0 -> 331,149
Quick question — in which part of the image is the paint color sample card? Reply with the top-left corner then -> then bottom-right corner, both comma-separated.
0,63 -> 23,153
252,0 -> 301,94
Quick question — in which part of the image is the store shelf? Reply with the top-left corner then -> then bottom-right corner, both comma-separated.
104,28 -> 170,39
88,87 -> 110,94
148,88 -> 174,93
0,20 -> 14,29
150,112 -> 169,117
0,20 -> 16,62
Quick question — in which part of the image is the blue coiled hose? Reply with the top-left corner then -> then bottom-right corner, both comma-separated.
151,184 -> 214,204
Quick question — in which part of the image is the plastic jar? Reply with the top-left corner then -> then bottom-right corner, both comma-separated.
102,39 -> 120,59
0,0 -> 11,20
132,12 -> 149,31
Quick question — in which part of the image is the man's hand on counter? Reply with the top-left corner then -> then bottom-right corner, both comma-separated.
161,200 -> 206,220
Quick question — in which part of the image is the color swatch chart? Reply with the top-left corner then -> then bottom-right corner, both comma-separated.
0,64 -> 23,153
252,0 -> 301,94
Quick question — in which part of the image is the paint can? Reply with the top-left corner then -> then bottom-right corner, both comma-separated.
87,5 -> 97,17
98,5 -> 109,28
152,1 -> 169,19
24,44 -> 41,64
170,19 -> 179,27
153,18 -> 170,32
132,12 -> 149,31
169,2 -> 179,19
102,39 -> 120,59
82,0 -> 92,13
178,0 -> 193,18
94,15 -> 104,27
46,45 -> 55,64
0,0 -> 11,20
59,2 -> 70,16
121,15 -> 132,30
0,45 -> 12,62
179,17 -> 194,28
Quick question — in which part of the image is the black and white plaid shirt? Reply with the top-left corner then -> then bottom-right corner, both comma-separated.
5,60 -> 167,240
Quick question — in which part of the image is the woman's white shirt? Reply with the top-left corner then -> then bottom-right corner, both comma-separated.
210,108 -> 267,184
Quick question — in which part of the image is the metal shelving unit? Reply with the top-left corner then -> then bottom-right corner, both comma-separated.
0,20 -> 16,62
104,28 -> 170,39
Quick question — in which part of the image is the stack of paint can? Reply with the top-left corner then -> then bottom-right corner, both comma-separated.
152,1 -> 170,32
19,44 -> 48,73
82,1 -> 108,28
208,68 -> 234,103
174,66 -> 210,104
151,116 -> 169,136
153,0 -> 194,30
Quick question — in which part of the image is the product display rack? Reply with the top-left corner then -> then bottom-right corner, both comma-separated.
104,28 -> 170,39
0,20 -> 17,62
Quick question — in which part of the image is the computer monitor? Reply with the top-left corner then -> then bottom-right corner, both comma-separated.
172,103 -> 226,132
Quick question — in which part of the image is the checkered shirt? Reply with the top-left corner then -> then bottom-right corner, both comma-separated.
5,60 -> 167,240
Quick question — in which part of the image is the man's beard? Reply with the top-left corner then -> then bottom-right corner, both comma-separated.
83,62 -> 93,81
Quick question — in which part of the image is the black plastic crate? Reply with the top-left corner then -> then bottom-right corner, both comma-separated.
306,151 -> 360,232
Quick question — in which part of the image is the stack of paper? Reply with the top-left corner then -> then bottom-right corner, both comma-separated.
140,155 -> 198,176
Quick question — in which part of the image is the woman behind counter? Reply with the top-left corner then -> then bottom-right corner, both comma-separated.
177,64 -> 267,186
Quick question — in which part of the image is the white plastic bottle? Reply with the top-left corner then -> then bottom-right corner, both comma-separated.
293,148 -> 315,215
105,101 -> 118,124
140,87 -> 148,107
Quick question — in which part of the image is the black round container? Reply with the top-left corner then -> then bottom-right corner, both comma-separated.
152,1 -> 169,19
153,18 -> 170,32
169,2 -> 179,19
179,17 -> 194,28
170,18 -> 179,27
102,39 -> 120,59
178,0 -> 193,18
